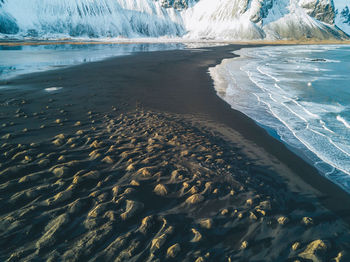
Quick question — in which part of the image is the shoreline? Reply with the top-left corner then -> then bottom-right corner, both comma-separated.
209,44 -> 350,195
3,43 -> 350,216
1,39 -> 350,46
1,44 -> 350,260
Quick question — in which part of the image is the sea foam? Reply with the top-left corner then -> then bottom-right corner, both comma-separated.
210,45 -> 350,192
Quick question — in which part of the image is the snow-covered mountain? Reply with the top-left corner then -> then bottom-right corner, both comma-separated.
0,0 -> 348,40
0,0 -> 184,38
334,0 -> 350,36
183,0 -> 346,40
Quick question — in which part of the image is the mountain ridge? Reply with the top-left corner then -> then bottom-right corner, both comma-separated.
336,4 -> 350,35
0,0 -> 349,40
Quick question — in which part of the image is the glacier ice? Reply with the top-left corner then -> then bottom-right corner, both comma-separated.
0,0 -> 348,40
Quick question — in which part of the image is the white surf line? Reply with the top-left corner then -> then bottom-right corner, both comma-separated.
247,68 -> 350,176
328,138 -> 350,159
274,83 -> 286,93
280,100 -> 309,124
252,93 -> 262,103
251,85 -> 309,129
246,69 -> 289,99
250,74 -> 309,124
45,87 -> 63,92
291,100 -> 320,119
213,47 -> 350,189
314,161 -> 336,176
257,66 -> 280,83
246,69 -> 315,130
279,103 -> 350,163
269,100 -> 350,178
254,62 -> 349,162
337,115 -> 350,129
268,93 -> 278,103
320,120 -> 335,134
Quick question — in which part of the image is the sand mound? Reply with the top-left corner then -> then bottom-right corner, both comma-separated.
0,109 -> 350,261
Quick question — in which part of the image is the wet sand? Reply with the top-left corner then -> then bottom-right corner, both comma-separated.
1,44 -> 350,261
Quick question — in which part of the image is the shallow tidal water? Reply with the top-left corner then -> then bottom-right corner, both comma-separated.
1,42 -> 350,261
211,45 -> 350,192
0,43 -> 184,81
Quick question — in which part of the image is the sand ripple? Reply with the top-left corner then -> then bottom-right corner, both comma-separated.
0,110 -> 350,261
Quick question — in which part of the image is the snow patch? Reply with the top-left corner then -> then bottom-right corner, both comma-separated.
0,0 -> 348,40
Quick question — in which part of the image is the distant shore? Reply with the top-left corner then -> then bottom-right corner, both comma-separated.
1,44 -> 350,260
1,39 -> 350,46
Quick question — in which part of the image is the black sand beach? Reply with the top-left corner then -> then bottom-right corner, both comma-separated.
1,44 -> 350,261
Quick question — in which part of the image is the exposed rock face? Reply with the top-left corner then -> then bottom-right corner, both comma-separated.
158,0 -> 195,10
0,10 -> 19,34
335,4 -> 350,35
341,6 -> 350,20
184,0 -> 347,40
0,0 -> 348,40
340,6 -> 350,24
299,0 -> 335,24
249,0 -> 274,24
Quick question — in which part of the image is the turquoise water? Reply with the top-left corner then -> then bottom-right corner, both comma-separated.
212,45 -> 350,192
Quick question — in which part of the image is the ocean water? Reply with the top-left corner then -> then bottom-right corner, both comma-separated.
210,45 -> 350,192
0,43 -> 184,81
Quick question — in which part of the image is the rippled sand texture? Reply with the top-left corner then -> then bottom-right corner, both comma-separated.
1,109 -> 350,261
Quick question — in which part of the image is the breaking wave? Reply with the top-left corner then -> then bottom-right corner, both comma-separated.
210,45 -> 350,192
